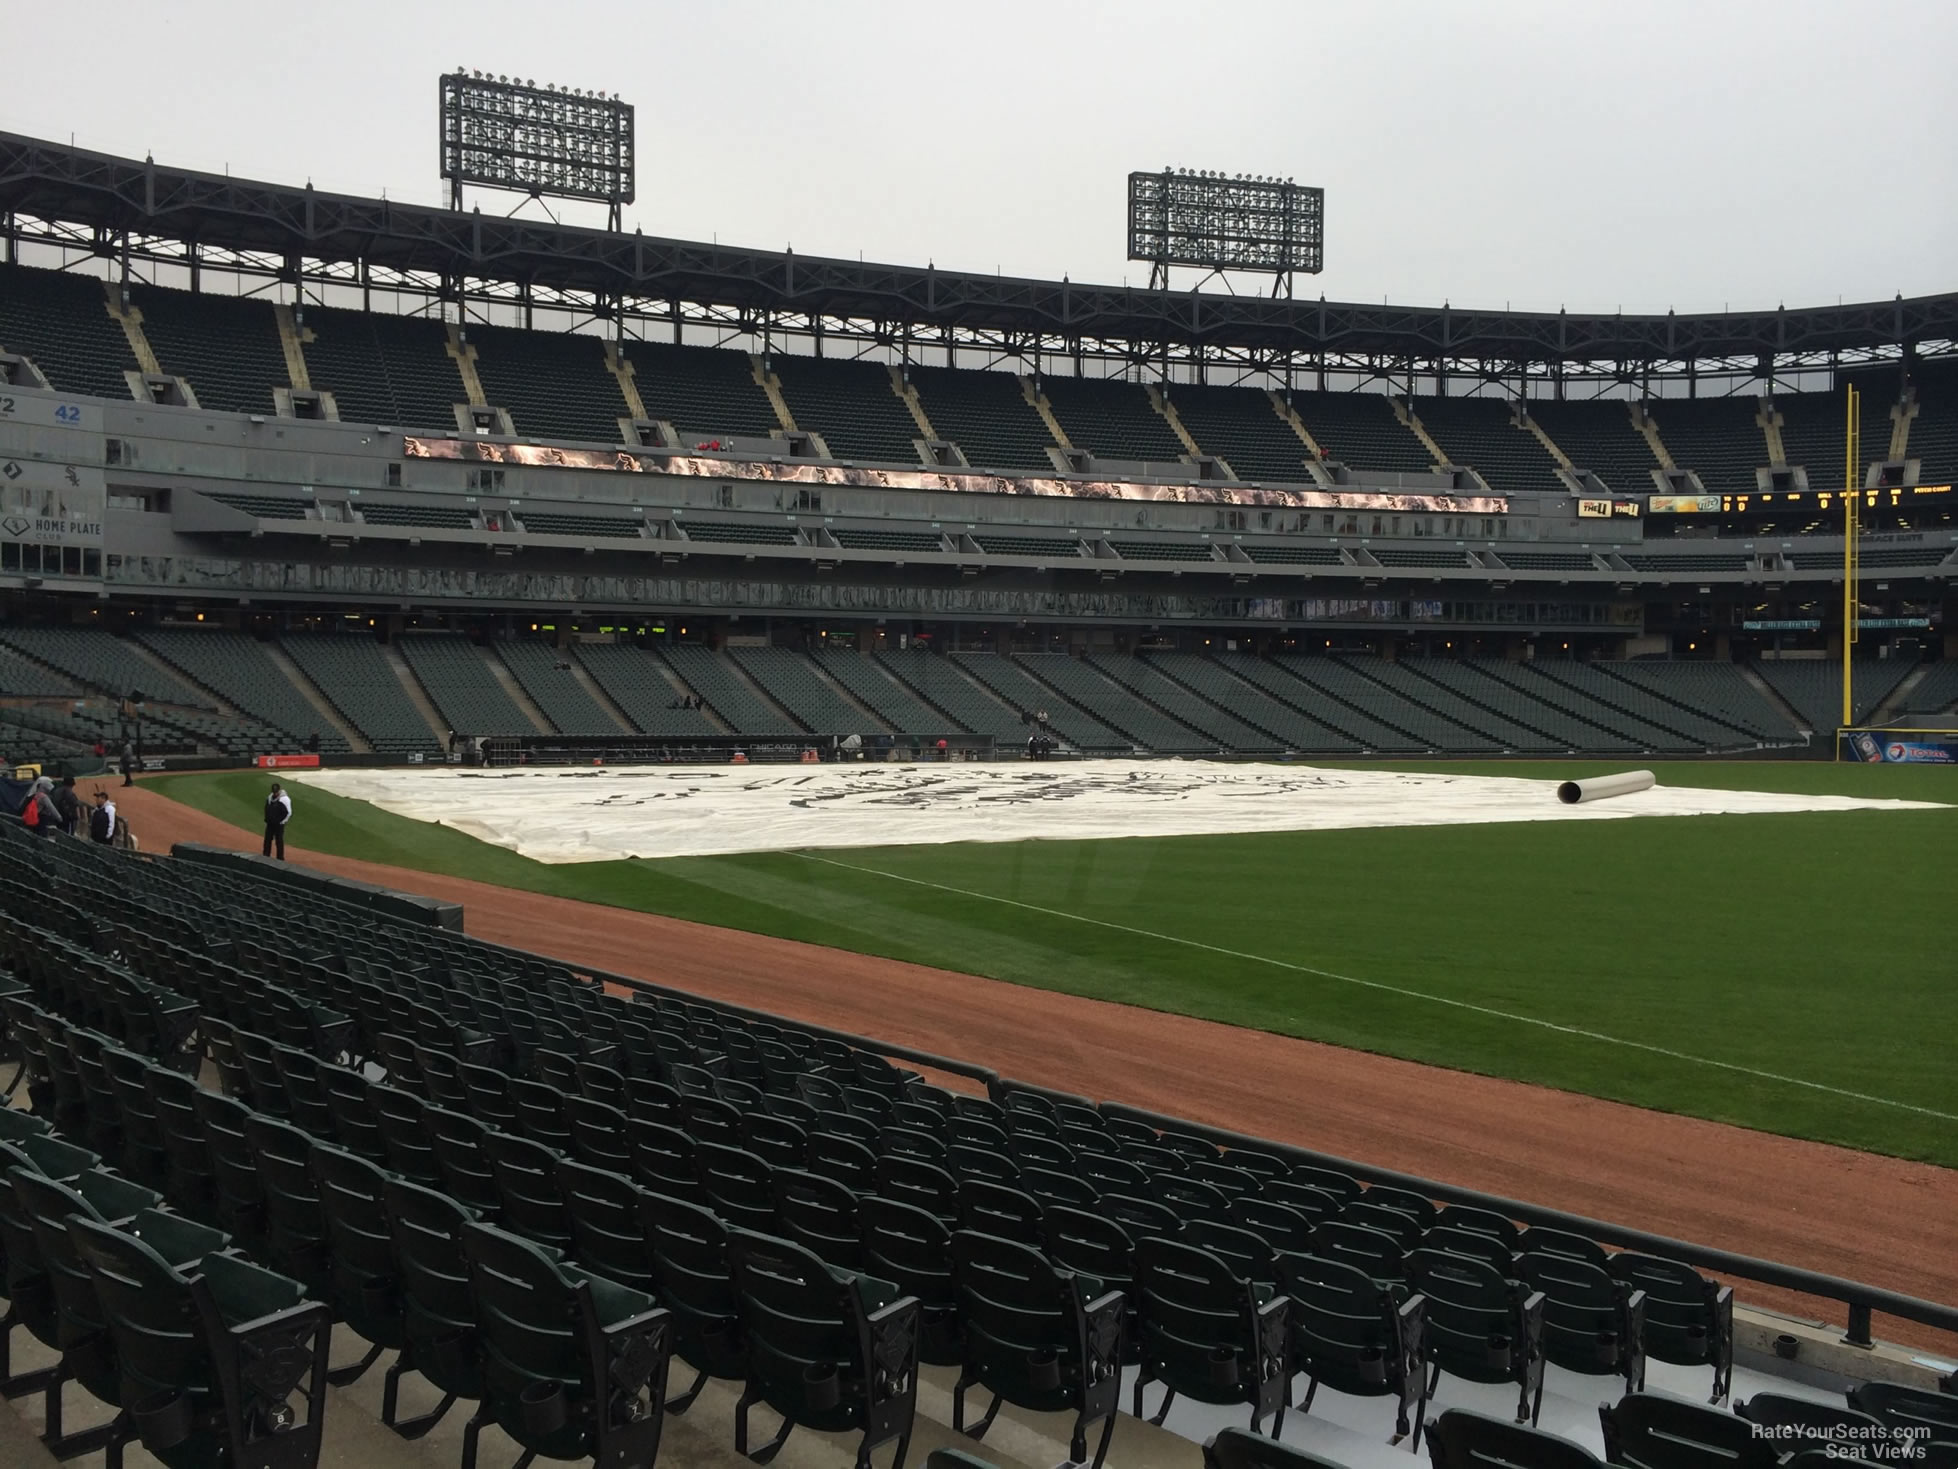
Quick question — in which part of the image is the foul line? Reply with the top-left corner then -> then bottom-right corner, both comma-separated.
791,850 -> 1955,1124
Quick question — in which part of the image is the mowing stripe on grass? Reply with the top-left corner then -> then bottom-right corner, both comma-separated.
793,850 -> 1958,1124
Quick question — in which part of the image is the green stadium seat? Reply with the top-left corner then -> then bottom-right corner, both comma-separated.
1275,1251 -> 1428,1446
948,1228 -> 1124,1469
1516,1251 -> 1645,1395
1130,1236 -> 1289,1437
68,1214 -> 331,1469
457,1221 -> 671,1469
725,1227 -> 921,1469
1734,1392 -> 1890,1459
1405,1247 -> 1545,1427
482,1129 -> 574,1254
381,1175 -> 481,1437
1598,1391 -> 1777,1469
1429,1408 -> 1608,1469
1606,1253 -> 1732,1403
193,1089 -> 272,1257
1846,1383 -> 1958,1468
556,1159 -> 658,1294
639,1188 -> 747,1413
309,1141 -> 409,1385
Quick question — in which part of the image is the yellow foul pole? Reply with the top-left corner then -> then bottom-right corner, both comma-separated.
1841,383 -> 1860,733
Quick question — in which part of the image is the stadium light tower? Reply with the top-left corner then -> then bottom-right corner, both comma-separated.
1127,167 -> 1324,297
439,70 -> 636,230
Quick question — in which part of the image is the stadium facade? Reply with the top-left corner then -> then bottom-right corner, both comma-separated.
0,131 -> 1954,763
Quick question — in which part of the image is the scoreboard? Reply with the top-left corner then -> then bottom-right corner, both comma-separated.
1647,484 -> 1952,515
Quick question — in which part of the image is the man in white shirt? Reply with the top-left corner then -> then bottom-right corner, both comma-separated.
89,790 -> 117,844
264,782 -> 293,860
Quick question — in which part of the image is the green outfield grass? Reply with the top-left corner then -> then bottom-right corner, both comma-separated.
152,762 -> 1958,1166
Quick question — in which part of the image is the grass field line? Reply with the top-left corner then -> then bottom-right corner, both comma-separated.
793,851 -> 1958,1124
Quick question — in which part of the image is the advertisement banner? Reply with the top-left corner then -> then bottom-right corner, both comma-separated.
0,460 -> 105,547
1845,732 -> 1958,764
402,436 -> 1509,516
1648,494 -> 1723,514
255,753 -> 323,769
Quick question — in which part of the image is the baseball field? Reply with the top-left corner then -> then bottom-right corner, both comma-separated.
151,759 -> 1958,1169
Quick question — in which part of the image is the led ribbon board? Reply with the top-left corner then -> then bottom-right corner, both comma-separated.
401,437 -> 1506,515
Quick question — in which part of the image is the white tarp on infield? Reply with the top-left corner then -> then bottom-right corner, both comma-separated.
287,761 -> 1944,863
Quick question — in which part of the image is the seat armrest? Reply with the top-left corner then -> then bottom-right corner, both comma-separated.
1253,1292 -> 1290,1379
863,1295 -> 922,1406
1516,1288 -> 1546,1357
1079,1289 -> 1126,1382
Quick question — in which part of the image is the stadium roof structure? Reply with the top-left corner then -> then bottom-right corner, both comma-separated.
3,129 -> 1954,388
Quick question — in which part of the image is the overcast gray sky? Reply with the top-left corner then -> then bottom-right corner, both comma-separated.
7,0 -> 1954,315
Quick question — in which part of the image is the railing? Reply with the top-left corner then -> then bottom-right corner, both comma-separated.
1022,1085 -> 1958,1353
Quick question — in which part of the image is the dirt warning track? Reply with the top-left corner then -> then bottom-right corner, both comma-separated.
117,782 -> 1958,1352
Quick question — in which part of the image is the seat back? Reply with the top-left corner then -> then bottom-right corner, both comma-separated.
1607,1253 -> 1730,1395
860,1195 -> 960,1365
565,1095 -> 634,1173
627,1119 -> 703,1203
461,1221 -> 668,1465
727,1227 -> 915,1447
1276,1251 -> 1416,1400
697,1142 -> 778,1232
772,1168 -> 861,1270
1134,1236 -> 1286,1414
1846,1384 -> 1958,1465
872,1152 -> 958,1220
1311,1220 -> 1406,1283
951,1229 -> 1087,1409
311,1141 -> 406,1350
1429,1407 -> 1607,1469
371,1083 -> 442,1185
558,1159 -> 657,1292
1600,1393 -> 1778,1469
244,1112 -> 330,1297
482,1129 -> 573,1252
1206,1424 -> 1354,1467
640,1188 -> 746,1381
1406,1247 -> 1523,1383
427,1105 -> 502,1216
1517,1251 -> 1640,1381
144,1067 -> 217,1212
193,1088 -> 270,1251
959,1178 -> 1047,1247
384,1176 -> 484,1398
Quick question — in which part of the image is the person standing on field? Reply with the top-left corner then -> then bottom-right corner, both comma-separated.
263,782 -> 292,860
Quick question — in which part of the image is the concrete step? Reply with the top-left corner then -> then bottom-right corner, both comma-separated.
478,644 -> 556,734
380,641 -> 453,746
564,648 -> 638,732
262,637 -> 373,752
121,636 -> 242,718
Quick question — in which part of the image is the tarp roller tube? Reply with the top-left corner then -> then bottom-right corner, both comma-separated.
1557,770 -> 1656,805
